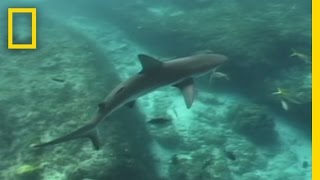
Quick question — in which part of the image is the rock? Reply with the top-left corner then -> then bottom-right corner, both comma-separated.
228,104 -> 278,145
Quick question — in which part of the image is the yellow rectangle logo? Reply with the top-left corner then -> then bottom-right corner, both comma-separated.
8,8 -> 37,49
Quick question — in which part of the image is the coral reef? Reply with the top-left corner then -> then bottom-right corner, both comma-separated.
0,18 -> 158,180
228,104 -> 278,145
168,149 -> 233,180
15,164 -> 42,180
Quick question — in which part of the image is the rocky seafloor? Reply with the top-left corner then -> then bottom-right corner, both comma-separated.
0,0 -> 311,180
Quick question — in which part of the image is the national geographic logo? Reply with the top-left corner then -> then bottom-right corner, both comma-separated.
8,8 -> 37,49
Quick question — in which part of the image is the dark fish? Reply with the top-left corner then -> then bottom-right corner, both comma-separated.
302,161 -> 309,168
171,154 -> 179,165
202,158 -> 214,169
225,150 -> 236,161
147,118 -> 171,125
51,77 -> 65,83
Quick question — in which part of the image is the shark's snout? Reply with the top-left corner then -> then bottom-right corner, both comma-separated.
212,54 -> 228,64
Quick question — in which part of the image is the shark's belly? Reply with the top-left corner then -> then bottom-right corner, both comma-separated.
108,73 -> 188,112
129,76 -> 187,101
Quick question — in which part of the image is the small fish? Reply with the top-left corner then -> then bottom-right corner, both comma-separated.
170,154 -> 192,165
280,99 -> 289,111
290,49 -> 311,63
51,77 -> 65,83
302,161 -> 309,168
211,72 -> 230,80
283,95 -> 303,105
209,68 -> 230,85
272,88 -> 284,95
147,117 -> 171,125
272,88 -> 302,111
224,150 -> 236,161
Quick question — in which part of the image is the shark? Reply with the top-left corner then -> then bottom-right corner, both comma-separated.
31,53 -> 228,150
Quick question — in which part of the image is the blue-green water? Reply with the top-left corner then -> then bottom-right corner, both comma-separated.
0,0 -> 311,180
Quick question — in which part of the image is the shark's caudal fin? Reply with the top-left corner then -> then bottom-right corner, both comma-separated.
31,123 -> 101,150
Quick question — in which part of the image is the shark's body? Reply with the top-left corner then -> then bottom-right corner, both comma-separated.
32,53 -> 227,150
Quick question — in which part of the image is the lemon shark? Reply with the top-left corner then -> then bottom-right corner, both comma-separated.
31,53 -> 228,150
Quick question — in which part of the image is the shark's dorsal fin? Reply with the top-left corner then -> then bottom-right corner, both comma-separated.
173,78 -> 196,109
138,54 -> 163,73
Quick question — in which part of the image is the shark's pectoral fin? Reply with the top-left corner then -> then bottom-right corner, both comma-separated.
174,78 -> 196,109
126,101 -> 136,108
85,128 -> 101,150
138,54 -> 163,73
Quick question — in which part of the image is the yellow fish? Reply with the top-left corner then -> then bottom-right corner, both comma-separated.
272,88 -> 302,111
290,49 -> 311,63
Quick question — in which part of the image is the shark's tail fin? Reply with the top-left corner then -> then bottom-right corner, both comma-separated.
31,123 -> 101,150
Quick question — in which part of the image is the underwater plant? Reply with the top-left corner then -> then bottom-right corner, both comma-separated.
15,164 -> 42,180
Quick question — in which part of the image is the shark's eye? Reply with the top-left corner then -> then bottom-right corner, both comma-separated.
98,102 -> 105,109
